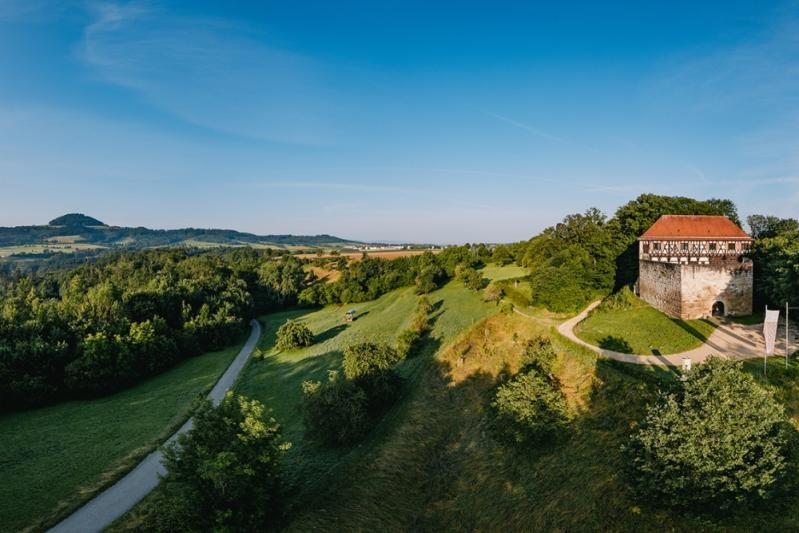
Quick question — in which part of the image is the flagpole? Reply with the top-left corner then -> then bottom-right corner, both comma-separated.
765,305 -> 768,378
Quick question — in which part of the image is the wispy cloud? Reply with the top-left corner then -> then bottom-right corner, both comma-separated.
252,181 -> 412,194
79,1 -> 335,144
475,109 -> 565,143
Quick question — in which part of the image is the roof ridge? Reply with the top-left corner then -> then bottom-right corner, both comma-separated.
639,213 -> 750,240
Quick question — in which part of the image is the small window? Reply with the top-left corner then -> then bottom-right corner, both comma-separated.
709,243 -> 717,251
653,243 -> 661,251
728,242 -> 736,251
682,242 -> 689,251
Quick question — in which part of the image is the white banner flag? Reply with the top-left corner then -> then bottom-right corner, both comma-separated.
764,309 -> 780,355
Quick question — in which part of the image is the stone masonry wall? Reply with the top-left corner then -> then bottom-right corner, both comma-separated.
639,259 -> 753,319
639,261 -> 682,317
680,261 -> 753,319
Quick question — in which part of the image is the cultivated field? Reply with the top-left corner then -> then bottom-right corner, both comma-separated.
297,249 -> 440,260
0,243 -> 106,257
0,340 -> 245,532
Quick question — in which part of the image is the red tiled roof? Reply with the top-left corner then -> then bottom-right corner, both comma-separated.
639,215 -> 751,240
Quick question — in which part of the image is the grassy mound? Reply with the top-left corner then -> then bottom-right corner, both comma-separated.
0,339 -> 245,532
573,289 -> 716,355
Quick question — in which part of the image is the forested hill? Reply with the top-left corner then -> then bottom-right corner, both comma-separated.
0,213 -> 359,249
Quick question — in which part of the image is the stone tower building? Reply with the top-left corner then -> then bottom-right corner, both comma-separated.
637,215 -> 753,320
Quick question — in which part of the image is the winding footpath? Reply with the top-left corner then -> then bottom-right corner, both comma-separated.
49,319 -> 262,533
556,301 -> 788,366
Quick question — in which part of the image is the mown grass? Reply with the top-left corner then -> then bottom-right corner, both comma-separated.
112,266 -> 519,530
573,295 -> 716,355
0,340 -> 244,533
480,263 -> 528,282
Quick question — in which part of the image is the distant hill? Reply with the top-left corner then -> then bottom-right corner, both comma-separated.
49,213 -> 107,227
0,214 -> 360,253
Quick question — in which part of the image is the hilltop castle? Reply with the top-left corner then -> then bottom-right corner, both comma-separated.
637,215 -> 753,320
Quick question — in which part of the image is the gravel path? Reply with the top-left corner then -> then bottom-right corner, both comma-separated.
49,319 -> 262,533
556,302 -> 785,366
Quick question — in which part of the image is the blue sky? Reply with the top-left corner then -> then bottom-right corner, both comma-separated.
1,1 -> 797,242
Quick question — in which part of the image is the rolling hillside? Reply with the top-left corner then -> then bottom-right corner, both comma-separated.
0,213 -> 361,258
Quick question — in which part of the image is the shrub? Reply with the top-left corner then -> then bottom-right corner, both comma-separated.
596,285 -> 638,312
456,266 -> 486,291
157,393 -> 287,531
623,357 -> 793,509
275,319 -> 314,350
483,284 -> 504,303
521,336 -> 557,374
396,297 -> 433,358
491,367 -> 570,445
343,342 -> 403,381
343,342 -> 404,409
396,328 -> 421,359
301,371 -> 369,446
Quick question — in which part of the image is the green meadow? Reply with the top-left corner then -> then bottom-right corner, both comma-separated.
0,341 -> 244,532
574,293 -> 716,355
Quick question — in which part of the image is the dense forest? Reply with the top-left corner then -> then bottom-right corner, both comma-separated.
0,249 -> 309,410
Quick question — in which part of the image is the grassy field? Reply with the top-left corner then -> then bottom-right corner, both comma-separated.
573,296 -> 716,355
480,262 -> 528,281
109,263 -> 799,531
281,313 -> 799,532
0,340 -> 245,532
296,249 -> 440,260
0,243 -> 106,257
113,266 -> 516,529
234,274 -> 504,511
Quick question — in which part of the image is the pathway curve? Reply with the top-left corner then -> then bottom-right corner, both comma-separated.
555,301 -> 785,366
49,319 -> 262,533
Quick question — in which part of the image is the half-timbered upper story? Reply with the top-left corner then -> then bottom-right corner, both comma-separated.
638,215 -> 752,264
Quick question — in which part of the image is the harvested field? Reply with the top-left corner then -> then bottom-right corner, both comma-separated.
297,249 -> 440,260
306,265 -> 342,283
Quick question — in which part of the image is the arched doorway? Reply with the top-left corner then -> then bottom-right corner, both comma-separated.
712,301 -> 725,317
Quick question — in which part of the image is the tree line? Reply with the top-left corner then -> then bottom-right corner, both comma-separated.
0,248 -> 308,410
298,245 -> 493,305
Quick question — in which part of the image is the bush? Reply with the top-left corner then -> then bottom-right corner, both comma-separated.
343,342 -> 404,409
521,336 -> 557,374
596,286 -> 638,312
302,371 -> 369,446
275,319 -> 314,351
483,284 -> 504,303
343,342 -> 403,381
396,297 -> 433,358
491,367 -> 570,445
157,393 -> 287,531
623,357 -> 793,509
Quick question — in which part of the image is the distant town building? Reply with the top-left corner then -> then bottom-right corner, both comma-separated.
637,215 -> 753,319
